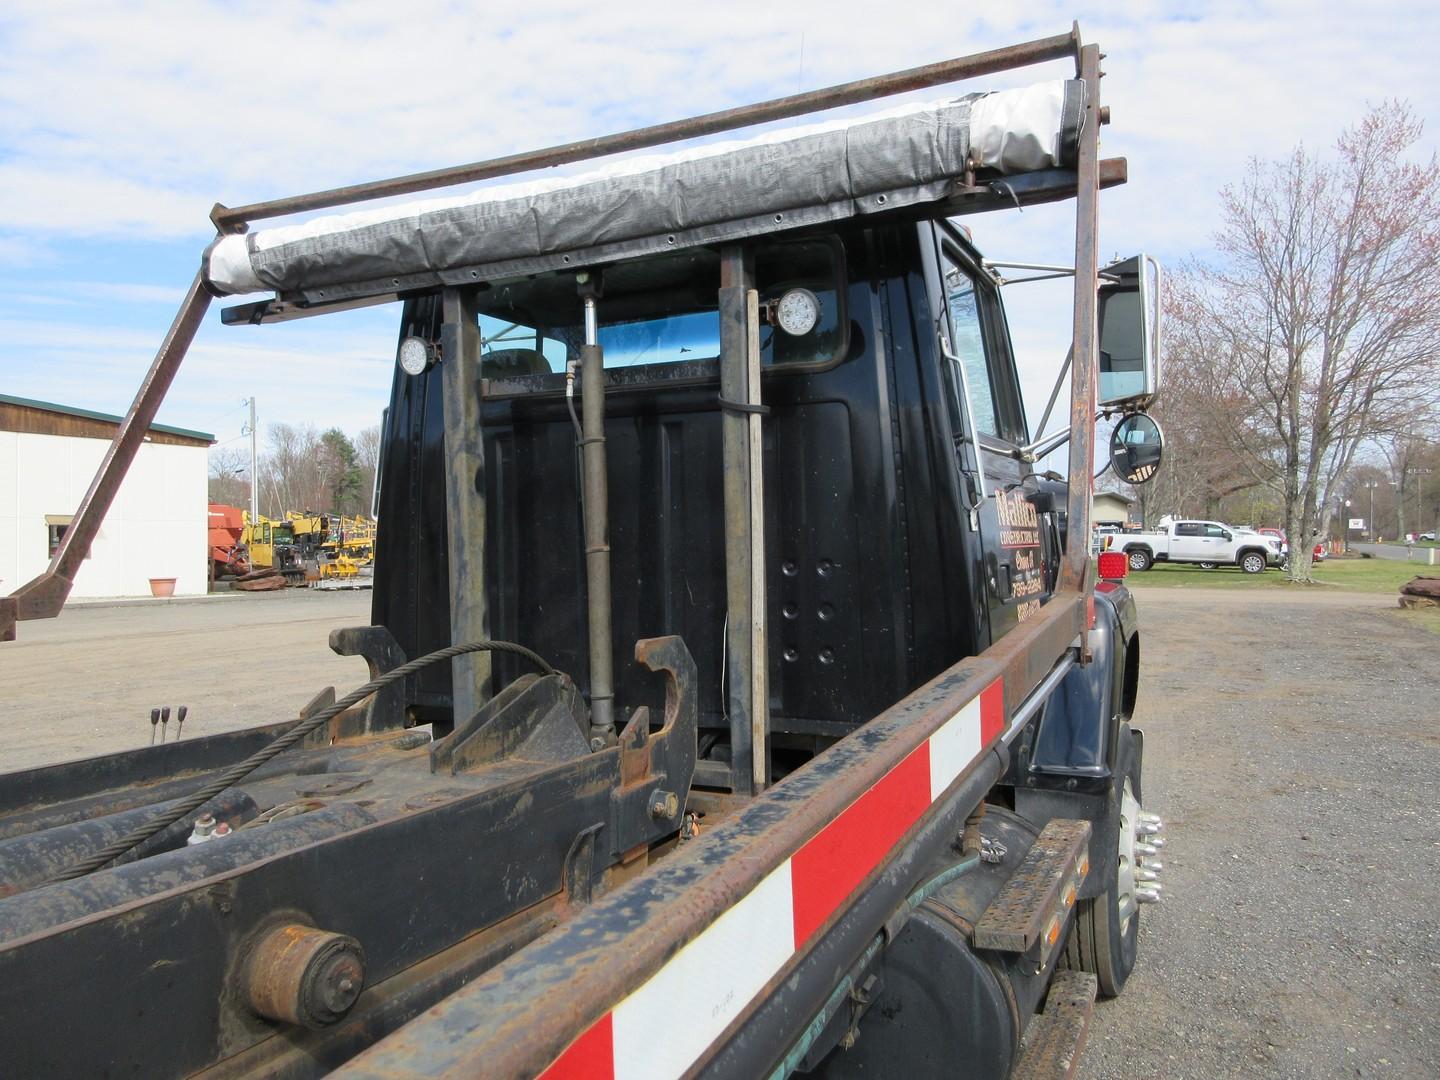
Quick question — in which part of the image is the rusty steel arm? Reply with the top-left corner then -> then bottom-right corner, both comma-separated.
1059,43 -> 1103,594
0,273 -> 213,642
335,595 -> 1086,1079
210,27 -> 1080,230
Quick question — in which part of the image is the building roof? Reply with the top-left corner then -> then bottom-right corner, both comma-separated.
0,394 -> 215,445
1093,490 -> 1136,505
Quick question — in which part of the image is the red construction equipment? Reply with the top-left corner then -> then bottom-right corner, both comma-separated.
207,503 -> 251,578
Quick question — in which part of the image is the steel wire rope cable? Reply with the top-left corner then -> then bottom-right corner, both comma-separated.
45,640 -> 558,884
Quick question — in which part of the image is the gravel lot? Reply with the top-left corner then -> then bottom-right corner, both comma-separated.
3,587 -> 1437,1077
1083,586 -> 1440,1080
2,590 -> 372,770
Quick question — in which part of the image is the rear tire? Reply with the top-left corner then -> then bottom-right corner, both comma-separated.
1064,723 -> 1141,997
1126,548 -> 1153,572
1197,561 -> 1217,570
1240,551 -> 1267,574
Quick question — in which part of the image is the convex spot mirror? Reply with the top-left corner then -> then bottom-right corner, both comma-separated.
1110,413 -> 1164,485
1097,254 -> 1160,409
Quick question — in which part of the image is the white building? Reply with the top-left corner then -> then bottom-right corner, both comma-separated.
1092,491 -> 1136,528
0,395 -> 214,599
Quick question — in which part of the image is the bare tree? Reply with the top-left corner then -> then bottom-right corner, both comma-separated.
1123,301 -> 1273,525
208,445 -> 251,507
355,424 -> 381,517
1376,410 -> 1440,539
1415,437 -> 1440,539
1175,104 -> 1440,581
260,423 -> 324,516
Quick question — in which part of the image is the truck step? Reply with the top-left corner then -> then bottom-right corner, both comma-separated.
1012,970 -> 1098,1080
972,817 -> 1091,958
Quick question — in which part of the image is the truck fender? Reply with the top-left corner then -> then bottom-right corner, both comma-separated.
1012,588 -> 1138,900
1026,588 -> 1132,777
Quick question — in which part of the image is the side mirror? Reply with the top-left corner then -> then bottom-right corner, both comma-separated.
1097,254 -> 1160,409
1109,413 -> 1164,485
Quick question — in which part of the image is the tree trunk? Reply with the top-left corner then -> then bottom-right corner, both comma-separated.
1285,491 -> 1316,583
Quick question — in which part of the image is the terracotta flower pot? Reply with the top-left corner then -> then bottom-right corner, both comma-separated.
148,577 -> 177,598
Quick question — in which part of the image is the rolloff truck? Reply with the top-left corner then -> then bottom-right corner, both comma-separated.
0,27 -> 1169,1079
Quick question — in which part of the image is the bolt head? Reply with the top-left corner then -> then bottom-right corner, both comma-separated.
648,789 -> 679,820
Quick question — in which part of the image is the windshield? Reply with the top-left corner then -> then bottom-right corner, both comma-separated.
473,237 -> 845,387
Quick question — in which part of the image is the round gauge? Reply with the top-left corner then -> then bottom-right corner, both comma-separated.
398,336 -> 431,376
775,288 -> 820,336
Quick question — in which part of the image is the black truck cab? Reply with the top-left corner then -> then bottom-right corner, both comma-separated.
374,217 -> 1063,773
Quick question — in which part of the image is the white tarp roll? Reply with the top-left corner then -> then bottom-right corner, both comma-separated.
205,80 -> 1085,300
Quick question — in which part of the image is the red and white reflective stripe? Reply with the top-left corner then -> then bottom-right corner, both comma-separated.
540,677 -> 1005,1080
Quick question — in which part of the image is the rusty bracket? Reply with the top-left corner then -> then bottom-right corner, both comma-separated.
611,636 -> 699,848
329,625 -> 410,733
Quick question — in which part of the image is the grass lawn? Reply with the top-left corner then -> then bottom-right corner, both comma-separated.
1124,557 -> 1433,594
1396,608 -> 1440,636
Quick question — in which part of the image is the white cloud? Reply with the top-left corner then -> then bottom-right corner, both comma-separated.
2,0 -> 1438,450
1,305 -> 398,441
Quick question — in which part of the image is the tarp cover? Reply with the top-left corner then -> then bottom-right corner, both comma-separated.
206,80 -> 1084,300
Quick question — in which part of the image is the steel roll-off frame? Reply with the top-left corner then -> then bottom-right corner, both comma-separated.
2,25 -> 1119,1079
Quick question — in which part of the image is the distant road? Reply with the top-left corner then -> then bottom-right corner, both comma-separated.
1349,541 -> 1439,566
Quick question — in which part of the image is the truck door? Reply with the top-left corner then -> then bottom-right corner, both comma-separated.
1204,522 -> 1235,559
928,224 -> 1052,646
1169,521 -> 1207,560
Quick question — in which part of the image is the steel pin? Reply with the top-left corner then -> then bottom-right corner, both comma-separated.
159,706 -> 171,744
149,707 -> 161,746
175,705 -> 188,741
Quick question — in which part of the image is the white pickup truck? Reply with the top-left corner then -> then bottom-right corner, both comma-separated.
1109,518 -> 1285,574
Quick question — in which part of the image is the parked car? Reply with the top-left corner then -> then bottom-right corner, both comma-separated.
1109,518 -> 1284,574
1257,527 -> 1325,561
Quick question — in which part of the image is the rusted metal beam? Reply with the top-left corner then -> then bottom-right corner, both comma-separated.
211,29 -> 1080,230
1059,44 -> 1103,595
0,273 -> 212,642
335,594 -> 1086,1079
440,287 -> 491,720
719,248 -> 767,794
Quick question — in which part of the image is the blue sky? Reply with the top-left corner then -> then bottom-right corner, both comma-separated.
2,1 -> 1437,458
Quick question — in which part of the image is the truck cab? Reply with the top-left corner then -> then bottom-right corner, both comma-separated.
374,218 -> 1066,772
0,29 -> 1169,1080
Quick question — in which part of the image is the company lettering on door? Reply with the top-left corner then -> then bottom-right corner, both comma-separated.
996,488 -> 1044,623
995,487 -> 1040,549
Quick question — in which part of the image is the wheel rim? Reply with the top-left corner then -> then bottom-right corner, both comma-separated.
1244,554 -> 1264,573
1117,778 -> 1140,931
1128,551 -> 1147,570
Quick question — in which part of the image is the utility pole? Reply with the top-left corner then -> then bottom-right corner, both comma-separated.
245,398 -> 259,525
